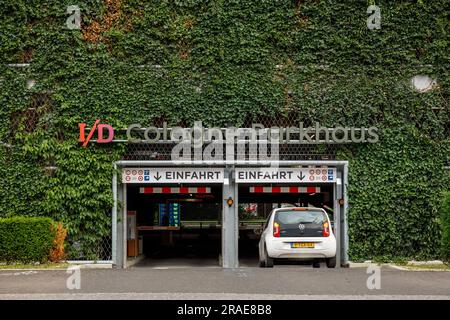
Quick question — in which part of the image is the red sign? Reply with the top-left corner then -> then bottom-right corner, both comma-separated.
78,120 -> 114,147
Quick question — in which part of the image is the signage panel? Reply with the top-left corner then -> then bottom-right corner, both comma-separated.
235,168 -> 336,183
122,168 -> 224,184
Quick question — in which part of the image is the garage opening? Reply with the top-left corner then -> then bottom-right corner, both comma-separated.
126,184 -> 223,267
237,184 -> 335,267
115,163 -> 347,268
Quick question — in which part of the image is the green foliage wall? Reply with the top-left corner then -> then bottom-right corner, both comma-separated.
442,192 -> 450,261
0,0 -> 448,260
0,217 -> 55,262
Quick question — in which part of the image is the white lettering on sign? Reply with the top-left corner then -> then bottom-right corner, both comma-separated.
122,168 -> 224,184
235,168 -> 336,183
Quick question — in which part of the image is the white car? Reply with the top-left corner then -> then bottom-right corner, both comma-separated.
258,207 -> 337,268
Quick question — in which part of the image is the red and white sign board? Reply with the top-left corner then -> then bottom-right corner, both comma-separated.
139,187 -> 211,194
249,186 -> 320,193
235,168 -> 336,183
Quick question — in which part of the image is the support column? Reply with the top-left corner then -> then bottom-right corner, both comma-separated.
116,180 -> 125,268
222,168 -> 239,268
342,163 -> 349,266
112,167 -> 117,266
122,183 -> 128,268
335,170 -> 342,268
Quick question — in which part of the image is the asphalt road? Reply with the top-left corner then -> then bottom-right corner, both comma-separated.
1,264 -> 449,299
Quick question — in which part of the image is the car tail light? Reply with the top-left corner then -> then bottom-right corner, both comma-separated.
323,221 -> 330,237
273,222 -> 280,237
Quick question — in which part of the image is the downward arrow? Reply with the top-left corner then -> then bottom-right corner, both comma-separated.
297,171 -> 305,181
154,172 -> 162,181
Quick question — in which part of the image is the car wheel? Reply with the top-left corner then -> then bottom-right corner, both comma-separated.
312,260 -> 321,268
259,259 -> 266,268
326,256 -> 336,268
264,245 -> 274,268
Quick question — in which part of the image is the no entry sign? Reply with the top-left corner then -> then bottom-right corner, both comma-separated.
122,168 -> 224,184
235,168 -> 336,183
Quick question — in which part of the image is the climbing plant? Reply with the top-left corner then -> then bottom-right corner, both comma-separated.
0,0 -> 448,260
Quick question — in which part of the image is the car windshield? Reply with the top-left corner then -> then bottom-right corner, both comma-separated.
275,209 -> 327,225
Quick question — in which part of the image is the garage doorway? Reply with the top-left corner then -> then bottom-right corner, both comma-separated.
112,162 -> 348,269
237,184 -> 335,267
125,184 -> 223,268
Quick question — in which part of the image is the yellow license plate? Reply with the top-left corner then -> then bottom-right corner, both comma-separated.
291,242 -> 315,248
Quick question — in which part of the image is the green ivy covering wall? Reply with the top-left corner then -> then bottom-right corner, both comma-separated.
0,0 -> 448,260
442,192 -> 450,261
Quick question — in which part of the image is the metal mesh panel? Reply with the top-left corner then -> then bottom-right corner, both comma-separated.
7,93 -> 51,145
432,107 -> 450,167
122,141 -> 343,161
67,235 -> 112,261
121,108 -> 449,163
99,236 -> 113,261
121,112 -> 345,161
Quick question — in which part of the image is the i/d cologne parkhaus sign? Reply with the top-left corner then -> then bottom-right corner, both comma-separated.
79,120 -> 378,163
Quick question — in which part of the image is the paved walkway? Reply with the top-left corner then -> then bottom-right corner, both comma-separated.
0,265 -> 449,299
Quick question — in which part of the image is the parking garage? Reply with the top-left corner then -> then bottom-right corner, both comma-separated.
112,162 -> 348,269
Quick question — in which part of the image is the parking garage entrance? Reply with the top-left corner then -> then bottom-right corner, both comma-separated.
121,168 -> 224,268
237,183 -> 335,266
126,185 -> 223,267
113,163 -> 348,269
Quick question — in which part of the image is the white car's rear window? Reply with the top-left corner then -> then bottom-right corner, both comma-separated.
276,210 -> 327,225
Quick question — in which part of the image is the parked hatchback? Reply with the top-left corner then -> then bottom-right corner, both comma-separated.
258,207 -> 336,268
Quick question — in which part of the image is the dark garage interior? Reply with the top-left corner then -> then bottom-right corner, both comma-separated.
126,183 -> 334,267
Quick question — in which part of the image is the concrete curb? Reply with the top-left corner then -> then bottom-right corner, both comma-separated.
386,264 -> 408,271
126,255 -> 145,268
407,260 -> 444,266
0,292 -> 449,300
0,264 -> 113,271
76,264 -> 113,269
348,260 -> 449,271
348,262 -> 375,268
388,264 -> 450,272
